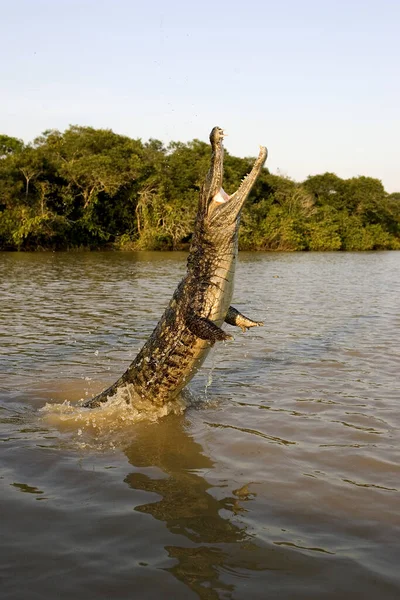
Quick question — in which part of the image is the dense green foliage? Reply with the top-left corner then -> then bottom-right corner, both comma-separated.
0,127 -> 399,251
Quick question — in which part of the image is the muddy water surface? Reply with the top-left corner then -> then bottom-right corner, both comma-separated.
1,251 -> 399,599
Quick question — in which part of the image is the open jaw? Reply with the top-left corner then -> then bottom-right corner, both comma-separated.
208,144 -> 268,223
204,126 -> 267,223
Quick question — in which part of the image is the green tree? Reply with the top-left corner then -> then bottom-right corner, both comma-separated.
0,134 -> 24,158
306,206 -> 341,251
303,172 -> 345,209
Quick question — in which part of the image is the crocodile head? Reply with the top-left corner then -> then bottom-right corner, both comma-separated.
192,126 -> 268,251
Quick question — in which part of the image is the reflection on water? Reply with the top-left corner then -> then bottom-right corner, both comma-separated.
121,417 -> 330,600
1,251 -> 400,599
124,417 -> 246,599
122,413 -> 400,599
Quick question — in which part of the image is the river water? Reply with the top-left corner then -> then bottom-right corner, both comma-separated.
0,251 -> 399,600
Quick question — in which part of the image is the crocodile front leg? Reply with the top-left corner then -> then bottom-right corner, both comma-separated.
187,314 -> 233,343
225,306 -> 264,333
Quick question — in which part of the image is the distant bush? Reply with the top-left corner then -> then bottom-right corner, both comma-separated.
0,128 -> 399,251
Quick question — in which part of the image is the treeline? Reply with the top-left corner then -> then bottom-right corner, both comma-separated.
0,126 -> 399,251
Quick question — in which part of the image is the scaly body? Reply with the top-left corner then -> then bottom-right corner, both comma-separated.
84,127 -> 267,408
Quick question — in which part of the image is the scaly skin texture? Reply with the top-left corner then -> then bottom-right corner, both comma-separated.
84,127 -> 268,408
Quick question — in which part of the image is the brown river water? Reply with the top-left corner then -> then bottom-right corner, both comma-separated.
0,251 -> 399,600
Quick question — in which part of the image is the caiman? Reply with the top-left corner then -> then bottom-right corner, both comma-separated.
84,127 -> 268,409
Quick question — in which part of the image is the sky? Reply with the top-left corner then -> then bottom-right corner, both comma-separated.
1,0 -> 399,191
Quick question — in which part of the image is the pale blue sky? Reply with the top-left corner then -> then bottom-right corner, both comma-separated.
1,0 -> 399,191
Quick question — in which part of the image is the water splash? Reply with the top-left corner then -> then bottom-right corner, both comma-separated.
40,385 -> 191,450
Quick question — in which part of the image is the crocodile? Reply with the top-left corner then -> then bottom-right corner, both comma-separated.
84,127 -> 268,409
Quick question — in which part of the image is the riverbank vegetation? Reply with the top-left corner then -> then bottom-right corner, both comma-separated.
1,127 -> 399,251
